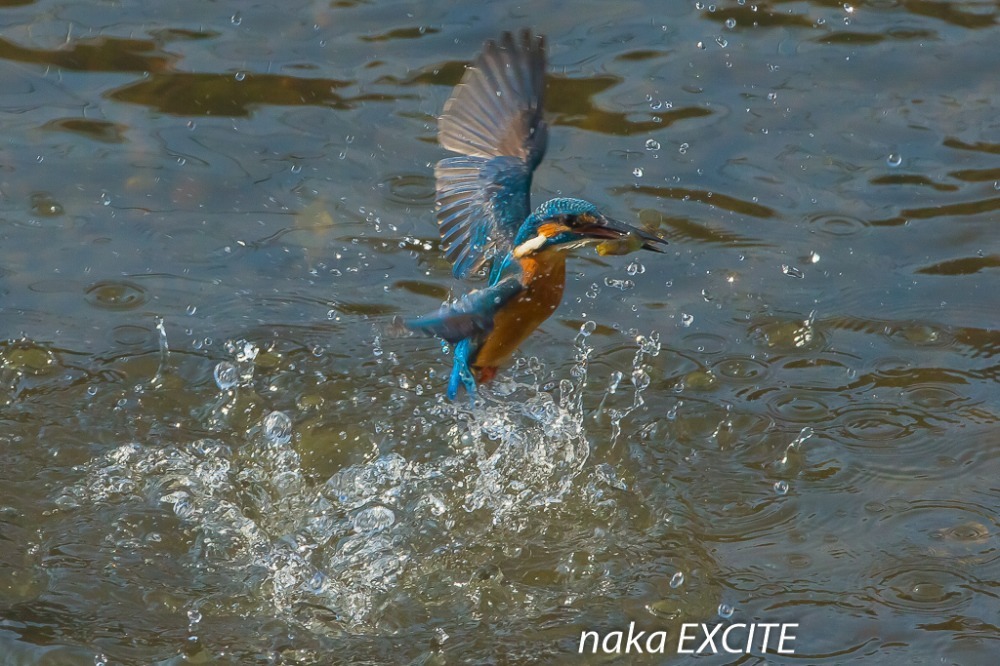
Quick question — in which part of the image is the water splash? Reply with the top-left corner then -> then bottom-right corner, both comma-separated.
60,323 -> 611,633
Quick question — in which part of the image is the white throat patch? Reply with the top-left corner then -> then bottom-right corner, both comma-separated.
513,233 -> 547,258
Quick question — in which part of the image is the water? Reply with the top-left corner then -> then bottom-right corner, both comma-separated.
1,0 -> 998,663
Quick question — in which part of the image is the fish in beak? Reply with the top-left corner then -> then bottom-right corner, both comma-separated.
580,215 -> 669,256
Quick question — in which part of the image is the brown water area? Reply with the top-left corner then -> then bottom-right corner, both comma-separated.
1,0 -> 997,664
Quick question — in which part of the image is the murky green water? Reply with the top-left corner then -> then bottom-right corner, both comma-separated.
1,0 -> 997,664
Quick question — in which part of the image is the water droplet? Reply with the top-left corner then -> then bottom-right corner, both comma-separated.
626,260 -> 645,276
670,571 -> 684,588
290,164 -> 302,174
886,153 -> 902,167
725,17 -> 736,28
234,71 -> 247,82
774,480 -> 789,495
781,264 -> 805,279
230,11 -> 242,25
718,603 -> 734,619
213,361 -> 238,390
678,142 -> 689,154
187,609 -> 202,624
263,411 -> 292,444
645,139 -> 661,151
186,304 -> 197,315
580,321 -> 596,336
681,313 -> 694,327
696,41 -> 705,49
809,251 -> 820,264
633,167 -> 643,178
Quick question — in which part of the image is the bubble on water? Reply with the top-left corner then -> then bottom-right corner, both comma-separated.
263,411 -> 292,444
353,505 -> 395,533
725,17 -> 736,28
235,71 -> 246,82
993,180 -> 1000,191
627,260 -> 645,276
580,320 -> 596,337
231,11 -> 242,25
670,571 -> 684,588
774,480 -> 789,495
213,361 -> 239,390
718,603 -> 735,618
886,153 -> 902,167
633,167 -> 644,178
645,139 -> 661,151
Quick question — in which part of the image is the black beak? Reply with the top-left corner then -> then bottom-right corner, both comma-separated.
582,215 -> 669,254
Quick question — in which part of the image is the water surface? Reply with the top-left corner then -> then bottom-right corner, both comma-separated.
1,0 -> 997,663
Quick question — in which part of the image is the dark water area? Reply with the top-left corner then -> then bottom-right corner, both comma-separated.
1,0 -> 997,664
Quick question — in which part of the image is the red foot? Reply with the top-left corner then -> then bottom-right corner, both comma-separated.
476,366 -> 498,384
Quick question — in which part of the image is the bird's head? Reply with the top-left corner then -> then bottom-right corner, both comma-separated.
512,198 -> 668,258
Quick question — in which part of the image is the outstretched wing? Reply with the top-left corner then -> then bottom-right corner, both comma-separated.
401,275 -> 524,344
436,30 -> 548,280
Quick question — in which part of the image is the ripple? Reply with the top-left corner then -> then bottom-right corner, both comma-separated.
884,321 -> 955,348
0,340 -> 60,376
712,355 -> 770,382
767,391 -> 831,423
381,172 -> 435,206
837,404 -> 918,442
680,332 -> 728,355
868,561 -> 974,615
111,324 -> 152,347
84,280 -> 147,311
807,212 -> 870,238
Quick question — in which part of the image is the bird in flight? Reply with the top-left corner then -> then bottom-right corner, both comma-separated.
402,30 -> 668,400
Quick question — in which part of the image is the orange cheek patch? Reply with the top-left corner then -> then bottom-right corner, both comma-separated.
538,222 -> 570,238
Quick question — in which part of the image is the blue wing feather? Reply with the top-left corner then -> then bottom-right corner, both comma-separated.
402,275 -> 523,343
435,30 -> 548,279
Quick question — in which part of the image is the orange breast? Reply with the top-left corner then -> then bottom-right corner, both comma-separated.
472,250 -> 567,377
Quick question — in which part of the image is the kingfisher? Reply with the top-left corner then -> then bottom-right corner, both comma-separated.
402,30 -> 668,400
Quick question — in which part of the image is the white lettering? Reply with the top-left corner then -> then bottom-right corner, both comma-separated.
646,631 -> 668,653
602,630 -> 623,654
677,624 -> 698,654
777,623 -> 798,654
722,623 -> 746,654
578,630 -> 600,654
758,624 -> 778,653
624,622 -> 646,654
697,623 -> 722,654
